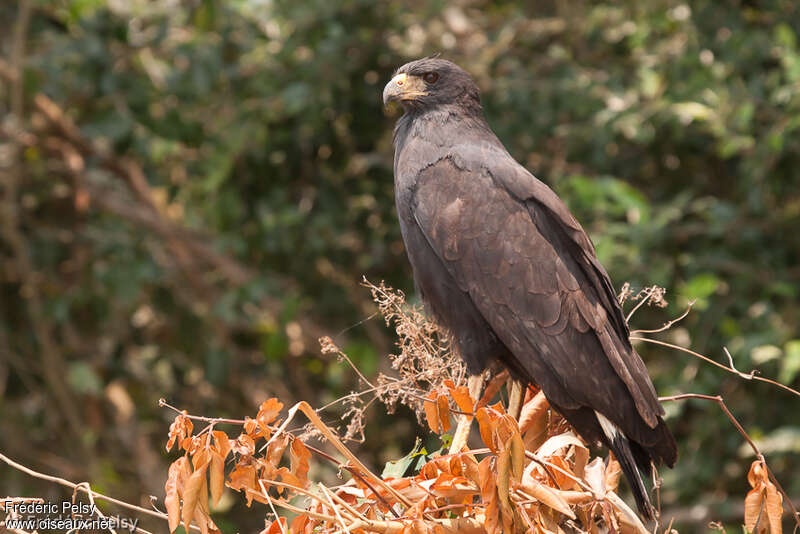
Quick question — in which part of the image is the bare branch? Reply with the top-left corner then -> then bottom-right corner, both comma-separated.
634,336 -> 800,398
0,452 -> 199,532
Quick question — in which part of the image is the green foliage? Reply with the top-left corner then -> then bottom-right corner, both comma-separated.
2,0 -> 799,532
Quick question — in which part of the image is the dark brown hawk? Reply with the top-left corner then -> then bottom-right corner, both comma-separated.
383,57 -> 676,520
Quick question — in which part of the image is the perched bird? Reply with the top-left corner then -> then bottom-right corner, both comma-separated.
383,57 -> 676,520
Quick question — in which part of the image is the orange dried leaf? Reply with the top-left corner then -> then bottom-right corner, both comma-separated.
263,517 -> 287,534
475,408 -> 498,452
412,518 -> 430,534
519,391 -> 548,435
461,453 -> 481,487
166,413 -> 194,452
517,480 -> 576,519
267,433 -> 291,467
278,466 -> 304,491
244,417 -> 258,437
488,401 -> 507,415
193,448 -> 210,470
232,434 -> 256,456
765,482 -> 783,534
289,514 -> 309,534
424,391 -> 440,434
212,430 -> 231,460
192,507 -> 210,534
496,442 -> 514,532
182,461 -> 209,531
258,398 -> 284,426
227,461 -> 258,506
573,444 -> 590,480
437,394 -> 451,434
510,429 -> 525,485
449,385 -> 474,414
210,453 -> 225,506
547,455 -> 577,490
479,370 -> 509,409
478,456 -> 495,502
605,453 -> 621,493
290,438 -> 311,488
164,457 -> 187,533
745,460 -> 783,534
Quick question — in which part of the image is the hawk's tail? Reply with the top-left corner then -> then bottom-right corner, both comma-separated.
596,412 -> 655,521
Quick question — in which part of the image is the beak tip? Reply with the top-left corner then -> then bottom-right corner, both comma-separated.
382,83 -> 396,106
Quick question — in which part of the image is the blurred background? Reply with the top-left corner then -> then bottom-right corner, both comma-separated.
1,0 -> 799,532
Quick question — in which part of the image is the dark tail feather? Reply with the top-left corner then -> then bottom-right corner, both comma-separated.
548,402 -> 668,522
603,422 -> 655,521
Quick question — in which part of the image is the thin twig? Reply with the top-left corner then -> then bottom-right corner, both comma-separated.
159,398 -> 246,425
320,483 -> 352,533
0,452 -> 201,532
631,300 -> 694,335
633,337 -> 800,398
257,480 -> 287,534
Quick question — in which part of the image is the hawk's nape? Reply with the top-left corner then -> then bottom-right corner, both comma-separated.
384,57 -> 677,520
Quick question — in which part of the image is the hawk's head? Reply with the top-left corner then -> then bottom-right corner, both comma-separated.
383,57 -> 480,110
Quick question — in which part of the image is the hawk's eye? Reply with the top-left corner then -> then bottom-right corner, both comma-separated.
423,72 -> 439,84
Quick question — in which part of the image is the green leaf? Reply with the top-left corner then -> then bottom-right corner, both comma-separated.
381,437 -> 426,478
679,273 -> 720,310
779,340 -> 800,384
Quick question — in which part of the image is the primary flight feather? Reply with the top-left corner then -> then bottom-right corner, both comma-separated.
383,57 -> 677,520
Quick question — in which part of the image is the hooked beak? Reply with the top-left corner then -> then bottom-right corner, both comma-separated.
383,73 -> 428,105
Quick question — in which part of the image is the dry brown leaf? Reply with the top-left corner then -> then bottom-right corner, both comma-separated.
182,460 -> 209,531
257,398 -> 284,437
573,444 -> 590,480
745,460 -> 783,534
209,453 -> 225,507
289,514 -> 309,534
227,461 -> 258,506
606,491 -> 650,534
510,429 -> 525,485
537,432 -> 585,458
244,417 -> 258,437
518,391 -> 548,435
290,438 -> 311,488
475,407 -> 496,452
605,453 -> 621,493
166,413 -> 193,452
424,391 -> 440,434
192,506 -> 210,534
517,480 -> 576,519
448,384 -> 475,414
493,416 -> 516,455
262,517 -> 287,534
583,457 -> 606,496
764,482 -> 784,534
277,466 -> 304,490
209,430 -> 231,506
496,441 -> 514,533
266,433 -> 290,467
547,455 -> 577,490
212,430 -> 231,459
164,457 -> 188,533
437,394 -> 451,434
479,371 -> 508,409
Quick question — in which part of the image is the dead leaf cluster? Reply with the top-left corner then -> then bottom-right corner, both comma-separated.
162,383 -> 663,534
